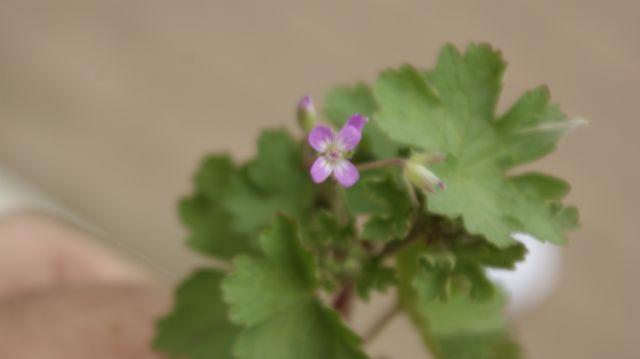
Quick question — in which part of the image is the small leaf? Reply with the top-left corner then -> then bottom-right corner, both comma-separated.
452,239 -> 527,270
362,174 -> 413,242
301,209 -> 353,245
414,259 -> 454,302
154,269 -> 239,359
355,256 -> 396,300
341,169 -> 389,215
458,263 -> 496,301
414,248 -> 498,302
422,249 -> 457,270
397,243 -> 522,359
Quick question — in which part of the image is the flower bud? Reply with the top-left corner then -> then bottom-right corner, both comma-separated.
297,95 -> 317,132
404,153 -> 446,193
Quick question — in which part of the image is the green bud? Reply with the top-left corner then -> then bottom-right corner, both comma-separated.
404,152 -> 447,193
296,95 -> 317,132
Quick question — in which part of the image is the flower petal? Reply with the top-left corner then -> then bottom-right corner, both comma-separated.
336,125 -> 361,152
308,126 -> 334,152
310,156 -> 333,183
346,114 -> 368,133
334,159 -> 359,187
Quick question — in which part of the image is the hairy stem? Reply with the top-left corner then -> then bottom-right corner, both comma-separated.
356,158 -> 405,171
363,300 -> 402,343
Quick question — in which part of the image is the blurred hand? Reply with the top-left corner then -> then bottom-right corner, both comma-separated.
0,212 -> 170,359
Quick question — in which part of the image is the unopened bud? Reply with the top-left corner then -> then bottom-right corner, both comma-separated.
404,153 -> 447,193
297,95 -> 317,132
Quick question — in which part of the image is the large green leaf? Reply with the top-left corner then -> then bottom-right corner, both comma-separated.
374,43 -> 577,247
222,216 -> 368,359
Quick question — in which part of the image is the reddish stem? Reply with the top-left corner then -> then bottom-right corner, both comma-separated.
331,280 -> 354,319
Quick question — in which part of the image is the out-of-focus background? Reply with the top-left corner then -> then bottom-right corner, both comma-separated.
0,0 -> 637,357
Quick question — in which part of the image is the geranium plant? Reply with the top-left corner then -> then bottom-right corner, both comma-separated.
153,43 -> 579,359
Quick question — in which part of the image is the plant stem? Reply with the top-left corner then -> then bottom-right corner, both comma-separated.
332,280 -> 354,319
335,185 -> 352,224
356,158 -> 405,171
363,300 -> 402,343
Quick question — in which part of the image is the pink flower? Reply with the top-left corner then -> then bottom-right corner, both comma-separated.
307,114 -> 368,187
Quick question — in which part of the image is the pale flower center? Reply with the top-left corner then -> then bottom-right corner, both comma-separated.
325,143 -> 342,164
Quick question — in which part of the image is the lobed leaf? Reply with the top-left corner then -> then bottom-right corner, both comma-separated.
373,43 -> 578,247
397,243 -> 523,359
222,216 -> 368,359
179,155 -> 253,258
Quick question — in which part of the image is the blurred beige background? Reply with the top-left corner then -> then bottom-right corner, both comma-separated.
0,0 -> 638,358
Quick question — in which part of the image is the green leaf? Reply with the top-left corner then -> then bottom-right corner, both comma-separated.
419,290 -> 506,335
222,216 -> 368,359
422,291 -> 522,359
362,174 -> 413,242
340,169 -> 389,215
300,210 -> 354,292
421,248 -> 457,270
299,210 -> 395,299
325,84 -> 400,160
373,43 -> 578,247
397,243 -> 522,359
180,155 -> 253,258
154,269 -> 239,359
414,254 -> 455,302
452,239 -> 527,270
457,263 -> 496,301
301,209 -> 353,245
224,129 -> 315,235
414,246 -> 499,302
355,256 -> 396,300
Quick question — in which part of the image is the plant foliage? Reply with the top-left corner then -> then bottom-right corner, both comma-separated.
154,43 -> 579,359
